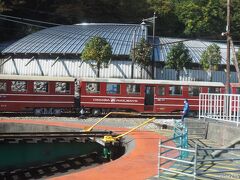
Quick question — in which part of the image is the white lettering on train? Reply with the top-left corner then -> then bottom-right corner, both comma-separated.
93,98 -> 138,103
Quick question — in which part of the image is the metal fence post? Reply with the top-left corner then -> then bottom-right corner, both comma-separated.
180,134 -> 183,159
184,127 -> 189,158
158,140 -> 161,178
193,143 -> 198,180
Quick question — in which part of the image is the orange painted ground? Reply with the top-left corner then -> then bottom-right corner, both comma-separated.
0,119 -> 177,180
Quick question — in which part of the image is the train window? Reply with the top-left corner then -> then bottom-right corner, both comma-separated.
34,81 -> 48,93
126,84 -> 140,95
158,86 -> 165,96
86,82 -> 100,94
55,82 -> 70,94
236,87 -> 240,94
209,87 -> 220,93
11,81 -> 27,92
107,83 -> 120,94
0,81 -> 7,92
189,86 -> 200,96
169,85 -> 182,96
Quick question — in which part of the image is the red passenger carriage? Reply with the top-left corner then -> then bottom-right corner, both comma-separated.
230,83 -> 240,94
0,75 -> 76,115
79,78 -> 225,115
0,75 -> 227,116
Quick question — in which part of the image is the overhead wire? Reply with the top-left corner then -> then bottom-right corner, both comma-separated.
0,16 -> 47,28
0,14 -> 238,50
0,14 -> 62,26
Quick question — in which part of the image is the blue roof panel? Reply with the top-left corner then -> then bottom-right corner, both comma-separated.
2,23 -> 145,56
154,37 -> 237,65
2,23 -> 237,66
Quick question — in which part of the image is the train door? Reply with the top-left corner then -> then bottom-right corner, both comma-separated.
144,86 -> 155,111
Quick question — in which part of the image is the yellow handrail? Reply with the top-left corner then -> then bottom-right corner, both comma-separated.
102,117 -> 156,143
114,117 -> 155,139
84,111 -> 139,132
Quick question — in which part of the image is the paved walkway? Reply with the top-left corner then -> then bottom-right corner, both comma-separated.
0,119 -> 176,180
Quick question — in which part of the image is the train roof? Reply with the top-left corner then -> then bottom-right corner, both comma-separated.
230,83 -> 240,87
80,78 -> 225,87
0,75 -> 225,87
0,75 -> 75,82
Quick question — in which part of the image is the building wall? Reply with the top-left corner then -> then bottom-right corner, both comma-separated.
0,58 -> 3,74
1,58 -> 238,83
156,68 -> 238,83
1,58 -> 151,79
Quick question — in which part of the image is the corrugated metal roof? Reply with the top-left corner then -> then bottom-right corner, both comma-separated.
2,23 -> 238,66
2,23 -> 145,56
156,37 -> 238,65
0,41 -> 15,52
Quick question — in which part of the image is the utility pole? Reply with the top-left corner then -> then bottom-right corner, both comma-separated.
226,0 -> 231,93
142,13 -> 157,79
131,30 -> 136,79
152,12 -> 156,79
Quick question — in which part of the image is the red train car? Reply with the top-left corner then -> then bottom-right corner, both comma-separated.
0,75 -> 76,115
230,83 -> 240,94
79,78 -> 225,115
0,75 -> 226,116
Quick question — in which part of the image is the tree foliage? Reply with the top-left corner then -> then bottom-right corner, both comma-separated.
176,0 -> 225,37
237,50 -> 240,66
130,38 -> 152,68
81,36 -> 112,77
130,38 -> 152,78
2,0 -> 240,40
200,43 -> 222,81
165,42 -> 192,80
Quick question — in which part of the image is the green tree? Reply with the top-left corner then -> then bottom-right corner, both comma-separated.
200,43 -> 222,81
130,38 -> 152,78
236,51 -> 240,72
231,0 -> 240,39
0,0 -> 5,12
237,51 -> 240,65
165,42 -> 192,80
147,0 -> 184,36
81,36 -> 112,77
176,0 -> 225,37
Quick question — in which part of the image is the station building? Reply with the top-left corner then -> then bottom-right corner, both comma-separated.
0,23 -> 238,83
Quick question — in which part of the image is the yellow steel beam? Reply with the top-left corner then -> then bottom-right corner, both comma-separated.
84,112 -> 112,132
114,117 -> 155,139
102,117 -> 156,143
84,111 -> 139,132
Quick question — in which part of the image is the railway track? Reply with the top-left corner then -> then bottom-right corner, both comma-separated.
0,131 -> 115,139
0,152 -> 104,180
0,131 -> 119,180
0,112 -> 182,119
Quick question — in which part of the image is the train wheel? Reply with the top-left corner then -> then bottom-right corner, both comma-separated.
53,109 -> 62,116
192,111 -> 198,118
91,108 -> 101,116
34,108 -> 43,116
189,111 -> 198,118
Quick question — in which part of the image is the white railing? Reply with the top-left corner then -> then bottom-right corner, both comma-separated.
199,93 -> 240,126
158,139 -> 197,179
158,140 -> 240,179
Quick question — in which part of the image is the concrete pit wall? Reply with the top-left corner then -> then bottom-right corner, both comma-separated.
0,123 -> 78,133
0,122 -> 132,158
206,119 -> 240,147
